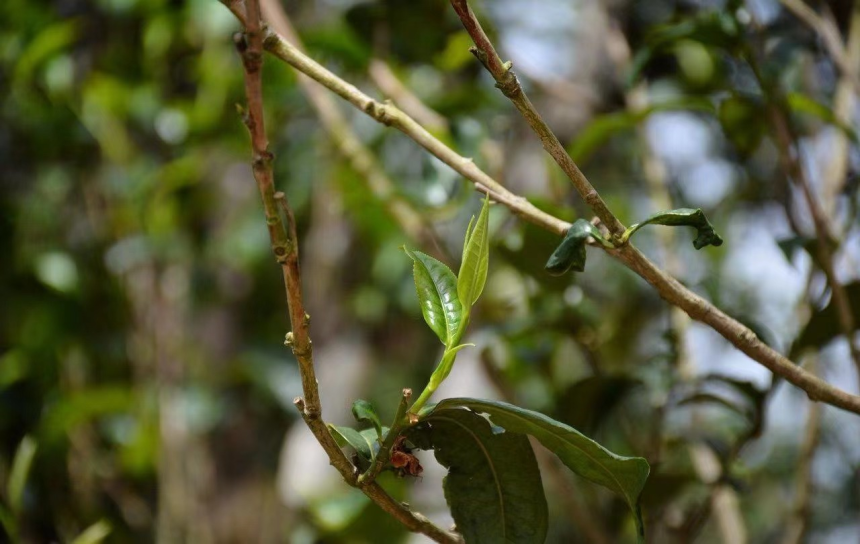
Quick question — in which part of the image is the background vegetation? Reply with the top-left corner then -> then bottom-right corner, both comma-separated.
1,0 -> 859,542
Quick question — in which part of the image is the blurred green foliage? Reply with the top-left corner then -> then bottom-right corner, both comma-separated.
1,0 -> 859,543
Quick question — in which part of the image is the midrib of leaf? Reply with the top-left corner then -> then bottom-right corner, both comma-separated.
429,414 -> 506,540
485,408 -> 633,509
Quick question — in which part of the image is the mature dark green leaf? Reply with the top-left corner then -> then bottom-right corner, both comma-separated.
352,399 -> 383,440
458,195 -> 490,308
409,408 -> 548,544
545,219 -> 612,275
622,208 -> 723,249
430,398 -> 650,538
403,246 -> 463,346
793,282 -> 860,353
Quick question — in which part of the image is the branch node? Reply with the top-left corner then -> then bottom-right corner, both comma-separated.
493,69 -> 521,99
364,101 -> 394,126
284,331 -> 294,347
273,244 -> 289,262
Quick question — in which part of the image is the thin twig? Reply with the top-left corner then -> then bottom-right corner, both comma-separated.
626,79 -> 748,544
743,20 -> 860,385
779,0 -> 860,93
258,0 -> 429,244
447,0 -> 860,413
782,359 -> 822,544
368,59 -> 449,133
449,0 -> 624,237
233,3 -> 460,542
822,1 -> 860,214
261,30 -> 570,236
239,15 -> 860,414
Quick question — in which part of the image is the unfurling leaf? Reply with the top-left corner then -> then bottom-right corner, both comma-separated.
458,195 -> 490,308
408,408 -> 548,544
545,219 -> 612,275
622,208 -> 723,249
430,398 -> 650,540
351,399 -> 383,440
403,246 -> 463,346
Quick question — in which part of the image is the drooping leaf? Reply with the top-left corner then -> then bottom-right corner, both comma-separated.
793,282 -> 860,354
545,219 -> 612,275
403,246 -> 463,346
408,408 -> 548,544
8,436 -> 37,515
622,208 -> 723,250
458,195 -> 490,308
430,398 -> 650,539
352,399 -> 383,440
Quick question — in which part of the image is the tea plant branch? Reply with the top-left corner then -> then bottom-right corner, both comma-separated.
223,11 -> 860,415
233,3 -> 461,542
449,0 -> 625,237
449,0 -> 860,413
260,29 -> 570,237
258,0 -> 429,244
368,59 -> 450,134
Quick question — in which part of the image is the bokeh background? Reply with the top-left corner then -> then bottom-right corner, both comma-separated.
2,0 -> 860,542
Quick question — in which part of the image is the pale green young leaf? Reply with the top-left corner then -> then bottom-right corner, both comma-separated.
403,246 -> 463,346
458,196 -> 490,308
